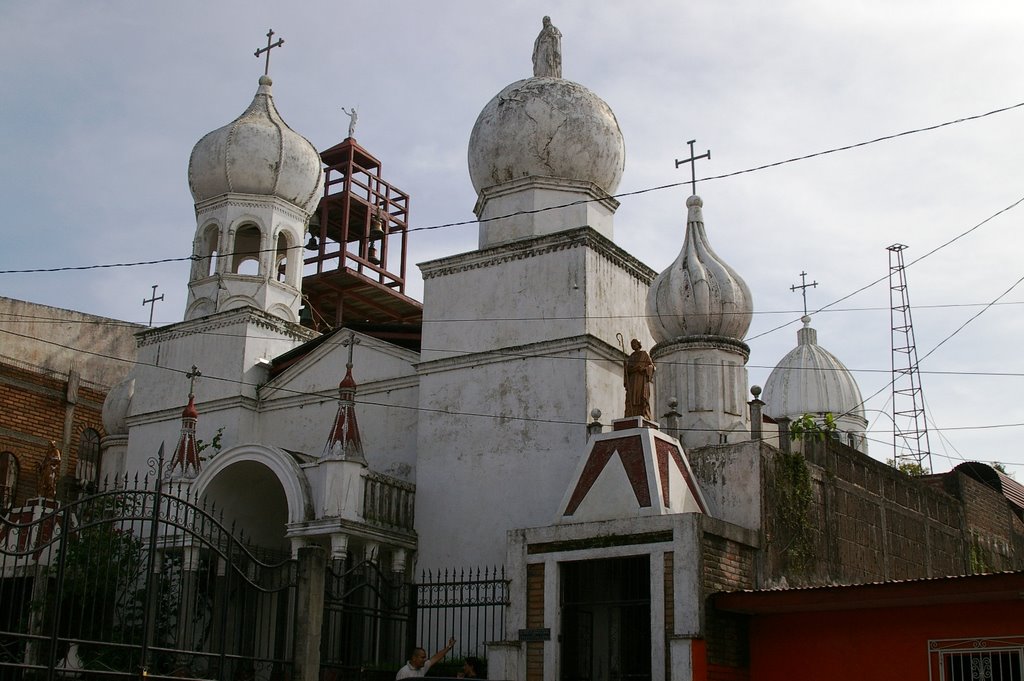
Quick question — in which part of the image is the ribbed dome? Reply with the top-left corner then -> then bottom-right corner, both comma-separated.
763,316 -> 866,423
646,195 -> 753,343
468,77 -> 624,195
188,76 -> 324,213
101,376 -> 135,435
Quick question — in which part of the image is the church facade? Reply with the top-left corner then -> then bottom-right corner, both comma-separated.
22,16 -> 1018,681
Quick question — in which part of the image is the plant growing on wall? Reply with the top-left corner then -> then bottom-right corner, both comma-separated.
773,448 -> 816,576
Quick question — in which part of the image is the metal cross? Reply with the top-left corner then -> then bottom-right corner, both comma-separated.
341,332 -> 361,370
185,365 -> 202,397
254,29 -> 284,76
790,271 -> 819,316
142,284 -> 164,327
674,139 -> 711,197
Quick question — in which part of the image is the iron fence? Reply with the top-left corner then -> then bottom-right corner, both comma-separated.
414,566 -> 509,661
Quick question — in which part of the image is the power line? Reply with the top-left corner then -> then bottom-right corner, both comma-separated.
3,99 -> 1023,276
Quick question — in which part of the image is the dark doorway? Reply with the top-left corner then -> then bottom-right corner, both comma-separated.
560,555 -> 651,681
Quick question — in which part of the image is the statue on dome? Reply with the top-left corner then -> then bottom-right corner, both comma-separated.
623,338 -> 655,420
36,441 -> 61,499
532,16 -> 562,78
342,106 -> 358,139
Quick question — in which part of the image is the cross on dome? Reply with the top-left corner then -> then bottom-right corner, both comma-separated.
790,271 -> 819,317
254,28 -> 284,76
674,139 -> 711,197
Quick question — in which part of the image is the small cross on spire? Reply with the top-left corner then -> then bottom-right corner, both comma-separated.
790,271 -> 819,316
254,29 -> 284,76
675,139 -> 711,197
341,331 -> 361,370
185,365 -> 202,397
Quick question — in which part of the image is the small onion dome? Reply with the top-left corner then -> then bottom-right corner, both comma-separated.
468,77 -> 624,195
188,75 -> 324,213
646,195 -> 753,343
763,316 -> 867,424
101,376 -> 135,435
181,394 -> 199,419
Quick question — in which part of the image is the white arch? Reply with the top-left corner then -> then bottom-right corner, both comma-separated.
191,442 -> 314,524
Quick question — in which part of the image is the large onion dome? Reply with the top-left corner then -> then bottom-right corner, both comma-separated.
763,316 -> 869,452
646,195 -> 753,343
188,76 -> 324,213
468,77 -> 624,195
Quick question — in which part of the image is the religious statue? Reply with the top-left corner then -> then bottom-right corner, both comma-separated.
532,16 -> 562,78
36,441 -> 61,499
623,339 -> 655,420
342,107 -> 358,139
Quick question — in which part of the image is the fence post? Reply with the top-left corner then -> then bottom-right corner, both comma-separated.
294,545 -> 327,681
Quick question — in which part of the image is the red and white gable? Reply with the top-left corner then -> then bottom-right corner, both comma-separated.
557,417 -> 708,523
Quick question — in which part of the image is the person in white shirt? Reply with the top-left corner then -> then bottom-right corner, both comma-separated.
395,637 -> 456,679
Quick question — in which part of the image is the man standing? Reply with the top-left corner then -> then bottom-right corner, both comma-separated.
396,637 -> 456,679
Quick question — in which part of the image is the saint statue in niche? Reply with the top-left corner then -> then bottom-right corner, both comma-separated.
623,339 -> 655,420
532,16 -> 562,78
36,441 -> 61,499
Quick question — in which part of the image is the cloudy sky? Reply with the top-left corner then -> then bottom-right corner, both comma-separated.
3,1 -> 1023,475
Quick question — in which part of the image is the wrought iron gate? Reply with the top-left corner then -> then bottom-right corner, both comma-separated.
0,473 -> 297,681
320,559 -> 411,681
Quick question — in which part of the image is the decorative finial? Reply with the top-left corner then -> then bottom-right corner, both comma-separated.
532,16 -> 562,78
254,28 -> 284,76
790,271 -> 818,317
750,385 -> 762,399
675,139 -> 711,197
340,331 -> 361,370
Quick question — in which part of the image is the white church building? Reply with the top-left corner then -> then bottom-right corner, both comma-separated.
96,18 -> 881,681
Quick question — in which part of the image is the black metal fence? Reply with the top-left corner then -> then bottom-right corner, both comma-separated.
414,567 -> 509,660
0,473 -> 297,681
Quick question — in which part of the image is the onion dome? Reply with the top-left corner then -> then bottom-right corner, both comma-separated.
188,76 -> 324,213
646,195 -> 753,342
101,376 -> 135,436
468,77 -> 625,195
763,316 -> 868,449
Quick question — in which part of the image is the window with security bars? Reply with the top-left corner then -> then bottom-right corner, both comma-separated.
0,451 -> 18,512
76,428 -> 101,487
930,638 -> 1024,681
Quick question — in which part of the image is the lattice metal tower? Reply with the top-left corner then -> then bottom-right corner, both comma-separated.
887,244 -> 932,471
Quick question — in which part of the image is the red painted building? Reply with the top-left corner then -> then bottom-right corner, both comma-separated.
713,571 -> 1024,680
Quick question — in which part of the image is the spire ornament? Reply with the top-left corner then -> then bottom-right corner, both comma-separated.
532,16 -> 562,78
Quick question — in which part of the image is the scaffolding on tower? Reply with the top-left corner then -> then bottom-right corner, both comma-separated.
887,243 -> 932,472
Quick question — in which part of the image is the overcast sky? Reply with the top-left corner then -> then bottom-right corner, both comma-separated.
3,1 -> 1024,475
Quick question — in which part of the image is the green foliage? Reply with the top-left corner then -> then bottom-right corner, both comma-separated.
788,413 -> 837,442
197,426 -> 224,460
773,450 -> 816,575
990,461 -> 1013,477
885,458 -> 930,476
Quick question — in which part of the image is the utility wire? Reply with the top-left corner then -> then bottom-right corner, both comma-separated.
3,100 -> 1023,276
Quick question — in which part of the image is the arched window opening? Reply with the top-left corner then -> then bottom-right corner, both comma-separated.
0,451 -> 19,513
76,428 -> 101,487
276,232 -> 289,283
202,225 -> 220,277
232,225 -> 262,275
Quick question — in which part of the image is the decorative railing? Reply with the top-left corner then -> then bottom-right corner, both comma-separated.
362,471 -> 415,531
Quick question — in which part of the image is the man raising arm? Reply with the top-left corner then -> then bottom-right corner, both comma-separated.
396,637 -> 456,679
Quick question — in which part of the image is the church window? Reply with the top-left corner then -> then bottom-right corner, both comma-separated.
232,224 -> 262,275
0,451 -> 19,513
76,428 -> 101,487
930,637 -> 1024,681
199,224 -> 220,277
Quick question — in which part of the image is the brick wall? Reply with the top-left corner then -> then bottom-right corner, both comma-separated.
0,360 -> 106,507
702,532 -> 754,672
525,563 -> 544,681
766,439 -> 1024,586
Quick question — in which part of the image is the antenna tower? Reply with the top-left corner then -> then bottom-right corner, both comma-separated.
887,244 -> 932,472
